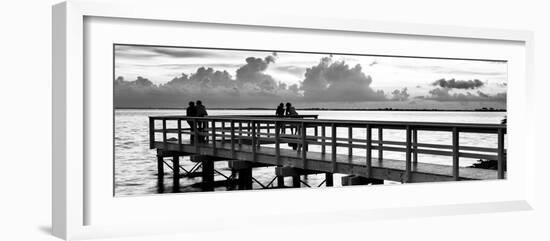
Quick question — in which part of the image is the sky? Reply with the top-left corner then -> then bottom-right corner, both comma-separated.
114,44 -> 507,109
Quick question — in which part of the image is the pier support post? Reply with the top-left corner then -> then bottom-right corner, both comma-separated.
157,155 -> 164,193
229,169 -> 238,190
202,159 -> 214,191
292,176 -> 301,188
325,173 -> 334,187
238,167 -> 253,190
277,176 -> 285,188
342,175 -> 384,186
172,155 -> 180,192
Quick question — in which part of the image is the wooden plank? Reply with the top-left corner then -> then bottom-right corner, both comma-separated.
157,155 -> 164,186
366,124 -> 372,178
413,129 -> 418,164
162,119 -> 167,150
172,155 -> 180,191
342,175 -> 373,186
275,166 -> 325,177
193,119 -> 199,153
321,124 -> 326,154
405,126 -> 412,183
238,167 -> 253,190
275,121 -> 281,166
211,120 -> 217,155
221,121 -> 226,142
314,124 -> 318,138
230,121 -> 235,158
228,160 -> 274,169
498,128 -> 505,179
378,128 -> 383,161
292,176 -> 301,188
177,120 -> 182,152
158,142 -> 499,182
283,136 -> 498,153
277,176 -> 285,187
331,124 -> 337,173
251,121 -> 256,161
150,116 -> 505,135
452,127 -> 459,180
325,173 -> 333,187
238,122 -> 243,145
202,159 -> 214,191
348,126 -> 353,157
149,117 -> 155,149
301,122 -> 307,169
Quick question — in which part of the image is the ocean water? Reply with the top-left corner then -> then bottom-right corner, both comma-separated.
115,109 -> 506,196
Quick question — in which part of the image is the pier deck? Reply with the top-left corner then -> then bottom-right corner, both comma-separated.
149,115 -> 506,191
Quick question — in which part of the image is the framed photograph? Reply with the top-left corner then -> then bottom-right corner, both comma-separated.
53,0 -> 535,240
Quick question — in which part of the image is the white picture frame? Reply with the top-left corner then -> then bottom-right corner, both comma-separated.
52,0 -> 535,240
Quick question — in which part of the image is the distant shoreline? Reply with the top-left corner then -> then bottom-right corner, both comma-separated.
115,107 -> 506,112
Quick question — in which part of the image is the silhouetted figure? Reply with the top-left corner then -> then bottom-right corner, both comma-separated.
196,100 -> 208,143
285,102 -> 300,150
285,102 -> 299,117
186,101 -> 197,143
276,103 -> 286,134
276,103 -> 285,117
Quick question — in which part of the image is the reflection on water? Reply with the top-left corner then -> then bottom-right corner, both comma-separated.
115,109 -> 506,196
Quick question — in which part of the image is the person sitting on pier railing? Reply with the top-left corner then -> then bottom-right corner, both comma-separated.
186,101 -> 197,144
196,100 -> 208,143
276,102 -> 286,134
285,102 -> 299,134
276,102 -> 285,117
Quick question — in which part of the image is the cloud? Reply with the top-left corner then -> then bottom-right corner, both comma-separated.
301,57 -> 386,102
369,60 -> 378,66
432,78 -> 484,89
236,56 -> 278,91
273,65 -> 307,77
390,88 -> 409,101
115,46 -> 160,59
151,48 -> 218,58
420,87 -> 506,102
114,53 -> 507,109
115,45 -> 222,60
114,55 -> 302,108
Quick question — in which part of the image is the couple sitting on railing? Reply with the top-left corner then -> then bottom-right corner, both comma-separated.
275,102 -> 300,135
276,102 -> 303,150
186,100 -> 208,144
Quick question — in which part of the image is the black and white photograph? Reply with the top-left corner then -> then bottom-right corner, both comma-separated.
114,44 -> 507,196
6,0 -> 550,240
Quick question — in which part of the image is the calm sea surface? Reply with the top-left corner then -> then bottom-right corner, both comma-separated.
115,109 -> 506,196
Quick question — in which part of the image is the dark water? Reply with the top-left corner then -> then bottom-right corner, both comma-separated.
115,109 -> 506,196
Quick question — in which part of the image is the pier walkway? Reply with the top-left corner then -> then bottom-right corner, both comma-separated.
148,115 -> 506,191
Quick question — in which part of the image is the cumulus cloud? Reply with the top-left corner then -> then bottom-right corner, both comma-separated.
391,88 -> 409,101
432,78 -> 484,89
236,56 -> 278,91
114,53 -> 506,109
114,55 -> 303,108
420,87 -> 506,102
302,57 -> 386,102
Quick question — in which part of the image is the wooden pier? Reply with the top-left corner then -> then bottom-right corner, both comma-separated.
149,115 -> 507,192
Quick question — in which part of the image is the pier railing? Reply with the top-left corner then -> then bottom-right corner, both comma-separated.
149,115 -> 506,182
